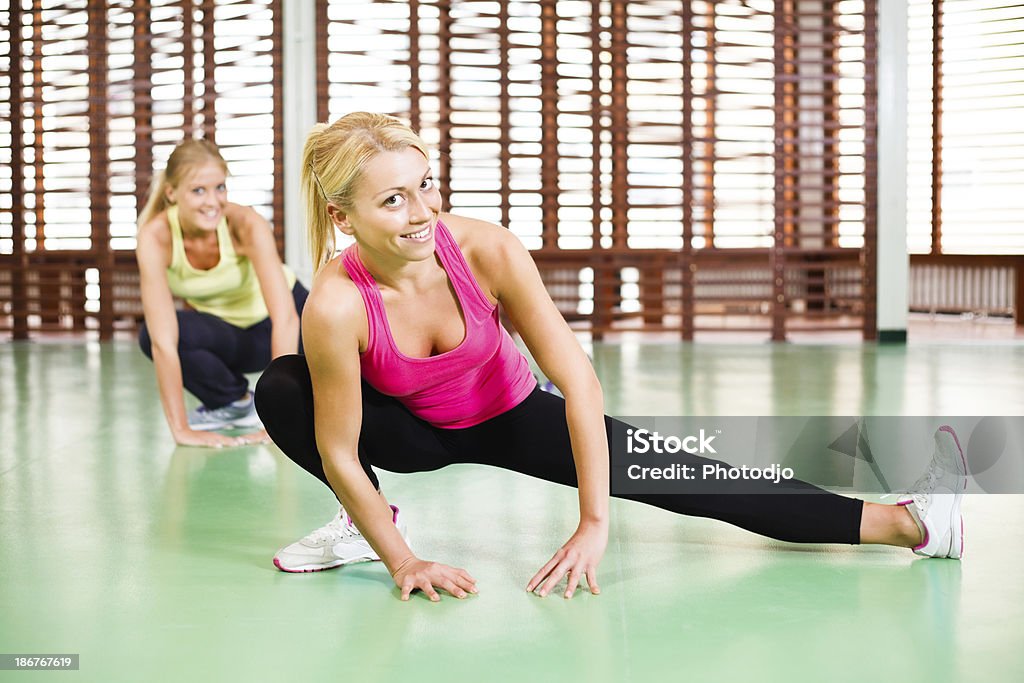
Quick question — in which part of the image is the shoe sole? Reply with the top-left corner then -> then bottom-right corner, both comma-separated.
232,415 -> 264,430
188,416 -> 262,432
272,554 -> 379,573
938,425 -> 968,559
273,529 -> 410,573
189,421 -> 233,432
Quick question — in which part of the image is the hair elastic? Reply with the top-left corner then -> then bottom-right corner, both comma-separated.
309,164 -> 329,200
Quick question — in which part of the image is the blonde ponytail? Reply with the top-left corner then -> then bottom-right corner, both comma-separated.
301,112 -> 430,273
137,170 -> 171,228
301,123 -> 335,273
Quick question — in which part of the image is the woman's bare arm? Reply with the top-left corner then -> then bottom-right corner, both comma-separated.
226,203 -> 299,358
136,218 -> 241,447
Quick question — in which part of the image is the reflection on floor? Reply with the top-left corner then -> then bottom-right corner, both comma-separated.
2,339 -> 1022,682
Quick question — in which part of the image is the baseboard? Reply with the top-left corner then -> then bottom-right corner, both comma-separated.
878,329 -> 908,344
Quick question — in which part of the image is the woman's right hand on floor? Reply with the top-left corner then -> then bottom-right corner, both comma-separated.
173,428 -> 255,448
390,556 -> 477,602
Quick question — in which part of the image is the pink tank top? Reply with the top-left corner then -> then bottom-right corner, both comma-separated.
341,220 -> 536,428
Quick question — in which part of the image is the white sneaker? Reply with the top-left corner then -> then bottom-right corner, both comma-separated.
898,426 -> 968,559
273,505 -> 409,573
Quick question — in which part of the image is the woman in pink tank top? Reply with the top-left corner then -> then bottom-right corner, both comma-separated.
254,113 -> 965,601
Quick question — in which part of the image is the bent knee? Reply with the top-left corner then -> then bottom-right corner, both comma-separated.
255,354 -> 312,420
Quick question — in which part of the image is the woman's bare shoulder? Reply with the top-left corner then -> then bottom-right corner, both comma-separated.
136,212 -> 172,264
442,211 -> 503,238
441,212 -> 520,259
439,213 -> 526,301
138,211 -> 171,242
223,203 -> 268,241
303,255 -> 369,350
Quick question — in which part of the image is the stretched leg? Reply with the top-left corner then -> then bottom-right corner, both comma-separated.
861,502 -> 921,546
452,388 -> 867,545
256,364 -> 931,551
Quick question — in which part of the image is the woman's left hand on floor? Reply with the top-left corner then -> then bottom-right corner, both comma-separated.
231,429 -> 271,447
527,519 -> 608,599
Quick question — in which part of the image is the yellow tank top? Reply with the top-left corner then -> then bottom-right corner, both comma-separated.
164,205 -> 296,328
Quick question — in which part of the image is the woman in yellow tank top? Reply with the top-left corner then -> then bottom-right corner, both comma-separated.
136,139 -> 307,448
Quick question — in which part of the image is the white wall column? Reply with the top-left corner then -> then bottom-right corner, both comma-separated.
876,0 -> 910,341
282,0 -> 318,284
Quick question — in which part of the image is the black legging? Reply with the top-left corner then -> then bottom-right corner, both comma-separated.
254,355 -> 863,545
139,282 -> 308,409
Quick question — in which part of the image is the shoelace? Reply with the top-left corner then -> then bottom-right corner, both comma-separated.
881,447 -> 947,501
907,461 -> 950,511
884,466 -> 937,505
305,515 -> 362,545
910,463 -> 941,493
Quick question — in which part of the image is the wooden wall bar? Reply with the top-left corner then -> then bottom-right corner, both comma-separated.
863,0 -> 879,340
201,0 -> 217,140
314,0 -> 329,124
679,0 -> 695,340
8,0 -> 28,339
10,0 -> 985,340
437,1 -> 452,215
539,0 -> 559,250
133,1 -> 154,224
88,0 -> 113,338
0,0 -> 285,338
930,0 -> 943,255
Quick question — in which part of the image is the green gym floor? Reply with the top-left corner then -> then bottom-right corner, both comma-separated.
2,333 -> 1023,682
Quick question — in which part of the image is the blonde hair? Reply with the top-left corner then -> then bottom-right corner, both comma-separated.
302,112 -> 430,272
137,138 -> 228,228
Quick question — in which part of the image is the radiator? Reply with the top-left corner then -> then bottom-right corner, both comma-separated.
909,264 -> 1016,317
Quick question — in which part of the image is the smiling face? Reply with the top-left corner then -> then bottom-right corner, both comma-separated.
329,147 -> 442,266
165,162 -> 228,234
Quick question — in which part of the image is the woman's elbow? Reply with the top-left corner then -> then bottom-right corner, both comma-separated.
149,336 -> 179,358
562,369 -> 603,402
273,308 -> 300,331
